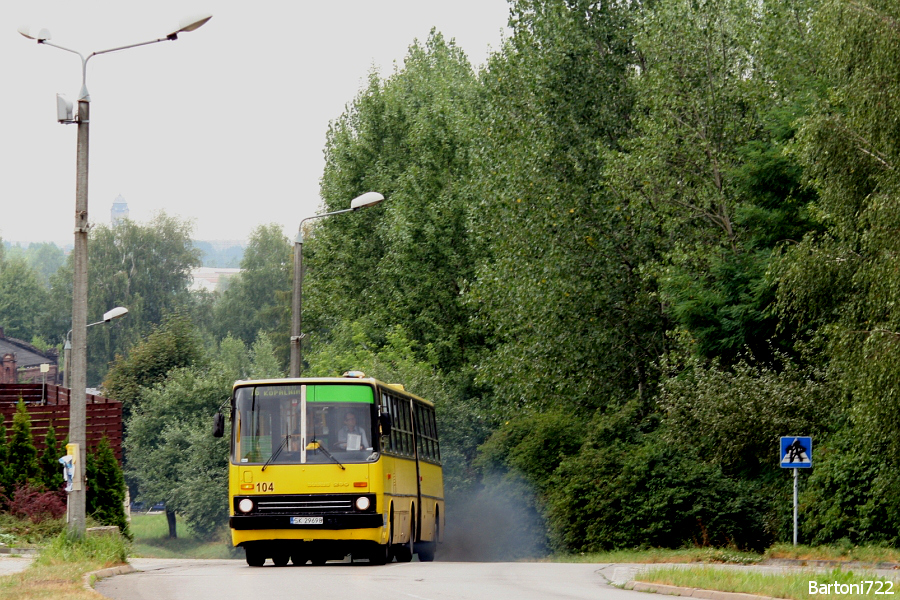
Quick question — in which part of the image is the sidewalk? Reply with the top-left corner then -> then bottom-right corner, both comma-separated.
0,554 -> 33,576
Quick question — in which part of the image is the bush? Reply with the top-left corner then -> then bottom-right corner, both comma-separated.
8,483 -> 66,523
544,432 -> 769,552
0,512 -> 66,546
86,438 -> 130,539
801,430 -> 900,546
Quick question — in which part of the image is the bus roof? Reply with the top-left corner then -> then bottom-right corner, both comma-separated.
231,376 -> 433,407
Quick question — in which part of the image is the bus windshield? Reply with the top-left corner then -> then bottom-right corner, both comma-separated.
233,383 -> 377,466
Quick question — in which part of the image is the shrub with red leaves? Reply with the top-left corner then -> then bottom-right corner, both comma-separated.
8,483 -> 66,523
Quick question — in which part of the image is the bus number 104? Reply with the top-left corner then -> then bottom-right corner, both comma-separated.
256,482 -> 274,492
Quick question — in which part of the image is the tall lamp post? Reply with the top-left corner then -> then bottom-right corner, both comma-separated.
63,306 -> 129,389
290,192 -> 385,377
19,14 -> 211,538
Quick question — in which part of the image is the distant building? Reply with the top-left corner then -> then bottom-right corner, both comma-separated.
111,194 -> 129,227
190,267 -> 241,292
0,328 -> 59,384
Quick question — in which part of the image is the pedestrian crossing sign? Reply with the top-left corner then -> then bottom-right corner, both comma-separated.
780,436 -> 812,468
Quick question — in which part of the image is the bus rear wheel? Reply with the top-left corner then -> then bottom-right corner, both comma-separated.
245,546 -> 265,567
417,516 -> 438,562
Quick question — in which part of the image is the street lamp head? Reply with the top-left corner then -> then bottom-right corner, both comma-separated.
167,14 -> 213,39
102,306 -> 129,322
350,191 -> 385,210
17,25 -> 51,42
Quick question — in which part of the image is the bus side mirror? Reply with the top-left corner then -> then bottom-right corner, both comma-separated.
213,412 -> 225,438
379,414 -> 392,437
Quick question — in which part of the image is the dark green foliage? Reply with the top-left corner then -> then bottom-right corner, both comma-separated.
801,430 -> 900,546
8,401 -> 39,487
86,438 -> 130,539
40,213 -> 202,386
103,312 -> 205,420
477,411 -> 587,485
39,425 -> 65,492
545,432 -> 769,551
311,30 -> 482,373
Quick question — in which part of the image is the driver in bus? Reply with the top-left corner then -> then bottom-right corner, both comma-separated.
337,411 -> 369,450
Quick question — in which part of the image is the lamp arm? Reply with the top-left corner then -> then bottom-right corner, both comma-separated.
39,36 -> 176,102
297,208 -> 355,244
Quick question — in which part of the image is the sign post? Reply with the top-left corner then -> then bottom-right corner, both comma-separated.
780,436 -> 812,546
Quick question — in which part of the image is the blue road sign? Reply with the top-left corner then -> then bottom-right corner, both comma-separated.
780,436 -> 812,468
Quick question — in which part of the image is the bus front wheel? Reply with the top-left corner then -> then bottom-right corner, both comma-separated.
394,506 -> 415,563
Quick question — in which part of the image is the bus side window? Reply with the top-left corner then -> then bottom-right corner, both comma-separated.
381,393 -> 394,453
430,409 -> 441,462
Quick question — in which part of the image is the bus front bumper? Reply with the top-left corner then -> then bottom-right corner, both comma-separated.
230,513 -> 384,530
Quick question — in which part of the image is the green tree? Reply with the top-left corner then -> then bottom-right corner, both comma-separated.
8,400 -> 39,487
104,312 -> 205,420
604,0 -> 819,366
213,224 -> 291,361
86,437 -> 130,539
311,30 -> 482,372
0,256 -> 49,342
23,242 -> 65,288
39,425 -> 65,492
469,0 -> 658,416
771,0 -> 900,542
43,214 -> 202,385
125,335 -> 269,539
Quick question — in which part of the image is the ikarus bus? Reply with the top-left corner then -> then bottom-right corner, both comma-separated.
213,372 -> 444,566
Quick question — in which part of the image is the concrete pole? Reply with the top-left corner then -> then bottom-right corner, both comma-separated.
289,233 -> 304,378
68,97 -> 90,538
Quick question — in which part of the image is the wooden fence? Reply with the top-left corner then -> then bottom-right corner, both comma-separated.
0,384 -> 122,462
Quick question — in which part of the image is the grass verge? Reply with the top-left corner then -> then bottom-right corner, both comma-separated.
129,513 -> 240,559
0,530 -> 128,600
766,543 -> 900,564
638,565 -> 896,600
553,547 -> 764,564
555,544 -> 900,566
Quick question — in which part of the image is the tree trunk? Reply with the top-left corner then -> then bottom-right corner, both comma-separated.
166,508 -> 177,539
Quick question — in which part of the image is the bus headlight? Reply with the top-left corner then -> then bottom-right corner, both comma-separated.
238,498 -> 254,513
355,496 -> 370,511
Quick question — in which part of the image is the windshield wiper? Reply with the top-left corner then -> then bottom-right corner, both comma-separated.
262,435 -> 289,471
310,437 -> 345,470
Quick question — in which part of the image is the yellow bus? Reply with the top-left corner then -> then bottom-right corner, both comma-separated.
214,372 -> 444,566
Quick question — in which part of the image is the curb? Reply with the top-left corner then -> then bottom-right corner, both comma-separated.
0,547 -> 39,556
83,564 -> 136,595
625,581 -> 779,600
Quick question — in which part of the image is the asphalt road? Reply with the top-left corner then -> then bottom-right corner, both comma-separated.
95,559 -> 646,600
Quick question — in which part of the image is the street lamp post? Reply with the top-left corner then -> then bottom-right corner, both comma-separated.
290,192 -> 385,377
63,306 -> 129,389
19,14 -> 211,538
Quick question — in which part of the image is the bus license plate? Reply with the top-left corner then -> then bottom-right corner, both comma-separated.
291,517 -> 323,525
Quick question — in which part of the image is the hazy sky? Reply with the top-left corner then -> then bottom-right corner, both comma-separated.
2,1 -> 510,246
